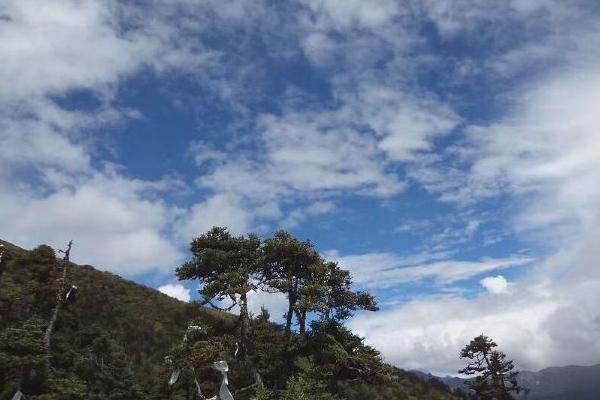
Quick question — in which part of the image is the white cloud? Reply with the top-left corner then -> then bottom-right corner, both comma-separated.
192,84 -> 458,232
176,194 -> 252,239
349,292 -> 558,374
418,0 -> 575,38
1,1 -> 144,100
158,283 -> 191,302
0,0 -> 217,274
333,252 -> 531,289
247,290 -> 289,321
351,18 -> 600,374
300,0 -> 399,31
282,201 -> 336,228
350,233 -> 600,374
464,220 -> 481,236
405,32 -> 600,248
480,275 -> 509,294
0,172 -> 181,274
350,87 -> 460,161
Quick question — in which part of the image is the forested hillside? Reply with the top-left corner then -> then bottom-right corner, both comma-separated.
0,238 -> 465,399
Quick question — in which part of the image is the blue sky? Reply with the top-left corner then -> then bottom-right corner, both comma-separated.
2,0 -> 600,374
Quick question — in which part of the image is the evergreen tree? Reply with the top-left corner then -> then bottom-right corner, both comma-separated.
176,227 -> 262,359
319,261 -> 378,322
307,320 -> 386,387
262,231 -> 322,335
165,322 -> 229,399
459,335 -> 525,399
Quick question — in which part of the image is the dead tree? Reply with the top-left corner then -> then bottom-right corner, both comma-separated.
0,244 -> 4,281
44,240 -> 73,352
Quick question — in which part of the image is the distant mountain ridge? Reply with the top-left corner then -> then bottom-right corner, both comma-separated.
414,363 -> 600,399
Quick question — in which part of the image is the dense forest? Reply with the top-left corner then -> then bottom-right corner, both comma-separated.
0,234 -> 468,399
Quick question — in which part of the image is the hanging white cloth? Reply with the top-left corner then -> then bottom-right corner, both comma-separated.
65,285 -> 78,300
11,390 -> 24,400
213,361 -> 234,400
168,370 -> 180,386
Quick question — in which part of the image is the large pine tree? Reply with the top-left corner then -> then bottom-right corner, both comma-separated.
176,227 -> 263,359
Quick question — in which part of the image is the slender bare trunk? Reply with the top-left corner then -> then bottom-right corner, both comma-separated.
0,247 -> 5,281
44,262 -> 67,351
239,291 -> 249,360
44,241 -> 72,353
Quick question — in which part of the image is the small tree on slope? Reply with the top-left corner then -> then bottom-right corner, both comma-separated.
459,335 -> 525,400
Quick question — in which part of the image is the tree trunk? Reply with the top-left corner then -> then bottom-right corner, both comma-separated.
295,309 -> 307,335
285,279 -> 299,334
44,242 -> 72,356
300,309 -> 306,335
285,294 -> 296,334
239,291 -> 249,360
0,248 -> 5,281
44,261 -> 67,351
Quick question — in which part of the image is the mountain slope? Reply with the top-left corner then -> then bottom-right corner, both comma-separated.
0,239 -> 217,398
0,239 -> 464,399
518,364 -> 600,399
415,364 -> 600,400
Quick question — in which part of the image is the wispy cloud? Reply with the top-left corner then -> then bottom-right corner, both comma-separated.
330,251 -> 533,289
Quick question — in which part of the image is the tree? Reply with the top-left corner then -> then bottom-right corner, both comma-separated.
282,374 -> 338,400
459,335 -> 525,399
176,227 -> 263,359
307,320 -> 386,388
319,261 -> 378,322
262,231 -> 323,335
44,240 -> 73,353
165,322 -> 228,399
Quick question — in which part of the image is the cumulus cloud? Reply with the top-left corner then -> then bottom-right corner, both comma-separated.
480,275 -> 509,294
176,194 -> 252,240
158,283 -> 191,302
0,172 -> 181,274
247,290 -> 289,321
350,233 -> 600,374
0,0 -> 214,274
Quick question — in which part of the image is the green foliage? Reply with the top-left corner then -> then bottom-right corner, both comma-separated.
0,317 -> 48,395
255,386 -> 276,400
459,335 -> 525,399
306,320 -> 386,387
283,374 -> 338,400
320,261 -> 378,322
0,239 -> 210,398
0,238 -> 465,399
177,227 -> 262,302
262,230 -> 323,334
176,227 -> 262,359
260,230 -> 378,336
